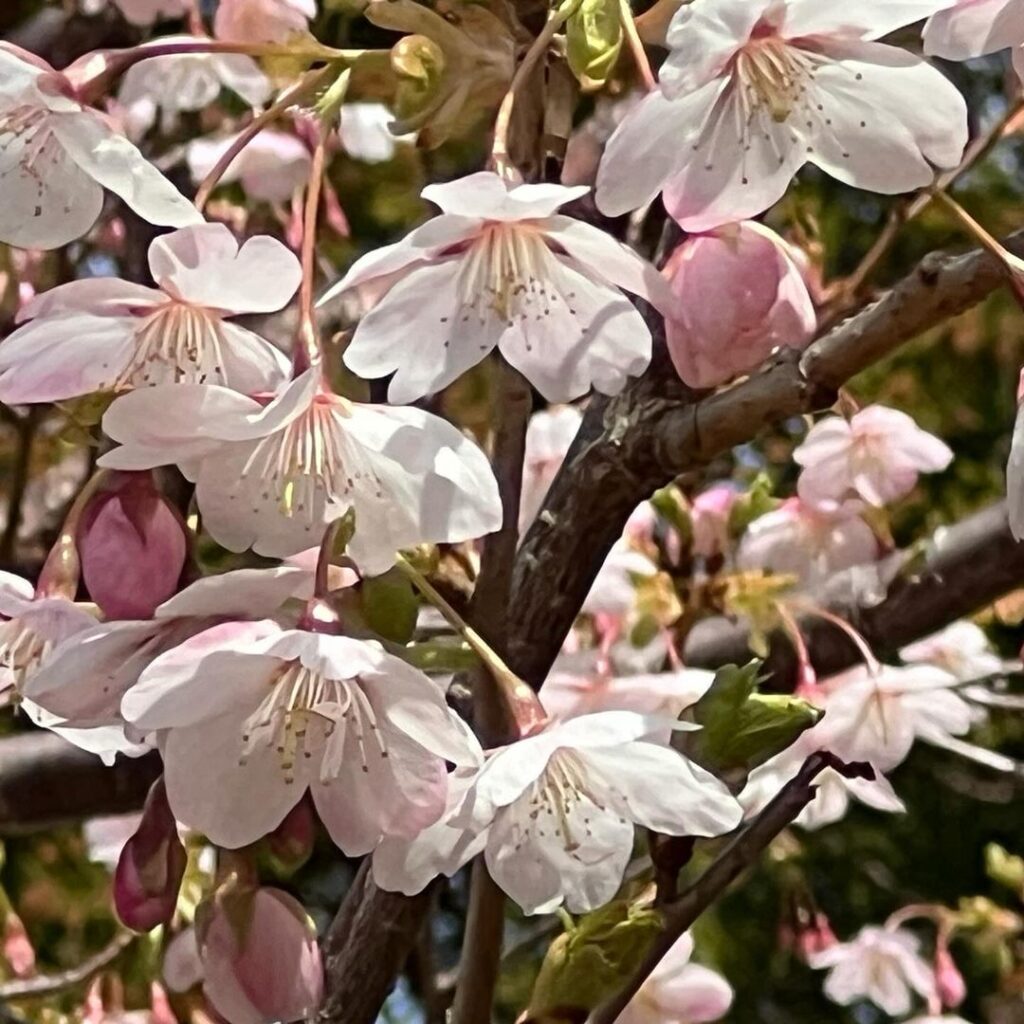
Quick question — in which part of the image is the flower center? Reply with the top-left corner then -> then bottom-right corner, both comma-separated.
526,750 -> 606,854
111,302 -> 231,389
239,660 -> 388,784
0,618 -> 50,696
239,396 -> 384,522
0,105 -> 62,198
734,35 -> 814,124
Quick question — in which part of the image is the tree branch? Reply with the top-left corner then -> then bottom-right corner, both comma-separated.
586,754 -> 875,1024
0,930 -> 135,1001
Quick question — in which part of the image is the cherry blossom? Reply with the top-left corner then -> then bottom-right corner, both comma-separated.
80,0 -> 190,26
595,0 -> 968,229
213,0 -> 317,44
323,171 -> 675,403
198,886 -> 323,1024
795,406 -> 953,508
0,45 -> 201,249
617,931 -> 733,1024
900,621 -> 1012,681
118,46 -> 272,135
925,0 -> 1024,81
99,368 -> 502,569
122,621 -> 480,851
520,405 -> 583,531
186,130 -> 312,203
0,224 -> 295,402
373,711 -> 743,915
662,221 -> 816,389
809,926 -> 937,1016
691,484 -> 740,560
737,498 -> 879,589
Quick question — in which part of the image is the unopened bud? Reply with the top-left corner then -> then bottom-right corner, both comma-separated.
77,471 -> 187,620
934,944 -> 967,1008
114,778 -> 186,932
262,801 -> 316,875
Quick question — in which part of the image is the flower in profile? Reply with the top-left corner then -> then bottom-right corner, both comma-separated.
118,45 -> 272,135
691,484 -> 740,560
662,221 -> 816,389
925,0 -> 1024,81
520,405 -> 583,531
795,406 -> 953,508
122,621 -> 480,852
198,885 -> 323,1024
595,0 -> 968,229
900,621 -> 1012,682
809,926 -> 937,1016
0,224 -> 295,402
373,711 -> 743,915
186,130 -> 312,203
0,45 -> 201,249
323,171 -> 675,403
618,931 -> 733,1024
99,368 -> 502,568
213,0 -> 316,44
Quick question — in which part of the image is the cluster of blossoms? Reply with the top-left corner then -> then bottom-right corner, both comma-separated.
0,0 -> 1020,1021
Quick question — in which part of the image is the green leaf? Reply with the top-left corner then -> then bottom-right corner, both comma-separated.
566,0 -> 623,92
361,568 -> 419,643
727,472 -> 778,538
685,662 -> 821,773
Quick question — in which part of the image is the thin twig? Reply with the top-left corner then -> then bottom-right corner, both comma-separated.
295,127 -> 328,373
0,931 -> 135,1001
587,754 -> 874,1024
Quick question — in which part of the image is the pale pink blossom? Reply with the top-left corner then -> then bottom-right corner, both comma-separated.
583,540 -> 659,619
339,103 -> 412,163
736,498 -> 879,588
214,0 -> 317,44
795,406 -> 953,508
617,932 -> 733,1024
186,130 -> 311,203
80,0 -> 190,26
0,45 -> 201,249
198,886 -> 322,1024
541,668 -> 715,723
519,405 -> 583,531
0,224 -> 295,402
118,46 -> 272,135
84,813 -> 143,869
662,221 -> 816,389
900,621 -> 1012,681
323,171 -> 675,403
691,484 -> 740,559
373,711 -> 743,915
99,369 -> 502,569
809,926 -> 937,1016
596,0 -> 968,229
122,622 -> 479,851
925,0 -> 1024,81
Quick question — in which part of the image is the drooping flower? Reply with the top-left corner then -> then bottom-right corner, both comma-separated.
98,368 -> 502,569
795,406 -> 953,508
118,45 -> 272,135
122,622 -> 480,852
595,0 -> 968,229
186,130 -> 312,203
809,926 -> 937,1016
617,931 -> 733,1024
198,886 -> 323,1024
736,498 -> 879,589
662,221 -> 816,389
900,621 -> 1013,682
0,224 -> 295,402
0,45 -> 201,249
925,0 -> 1024,81
80,0 -> 190,26
322,171 -> 675,404
213,0 -> 317,44
373,710 -> 743,915
520,405 -> 583,531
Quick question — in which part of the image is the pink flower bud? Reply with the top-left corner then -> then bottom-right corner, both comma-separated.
934,945 -> 967,1008
691,484 -> 739,559
263,801 -> 316,874
77,472 -> 187,620
198,886 -> 323,1024
114,778 -> 186,932
663,221 -> 817,390
796,911 -> 838,962
2,911 -> 35,978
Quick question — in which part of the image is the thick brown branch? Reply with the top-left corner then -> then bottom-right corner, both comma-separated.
586,754 -> 874,1024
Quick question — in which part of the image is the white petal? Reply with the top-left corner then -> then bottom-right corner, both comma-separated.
925,0 -> 1024,59
423,171 -> 588,221
784,0 -> 961,41
156,565 -> 310,619
19,278 -> 162,319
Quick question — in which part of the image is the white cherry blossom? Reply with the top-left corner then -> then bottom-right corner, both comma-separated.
373,711 -> 743,915
925,0 -> 1024,81
519,405 -> 583,531
809,926 -> 937,1016
323,171 -> 675,403
186,129 -> 312,203
339,103 -> 412,163
0,224 -> 296,403
122,622 -> 479,852
900,621 -> 1012,681
99,369 -> 503,571
595,0 -> 968,229
795,406 -> 953,509
214,0 -> 317,44
0,45 -> 201,249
